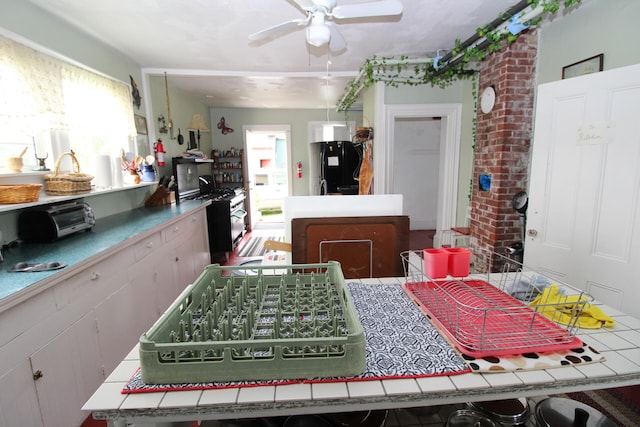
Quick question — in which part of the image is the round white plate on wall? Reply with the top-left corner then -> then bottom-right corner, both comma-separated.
480,86 -> 496,113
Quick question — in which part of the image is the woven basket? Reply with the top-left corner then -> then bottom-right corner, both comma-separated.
0,184 -> 43,204
43,151 -> 93,195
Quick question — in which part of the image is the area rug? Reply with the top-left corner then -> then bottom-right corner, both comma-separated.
122,282 -> 470,394
237,235 -> 284,257
557,387 -> 640,426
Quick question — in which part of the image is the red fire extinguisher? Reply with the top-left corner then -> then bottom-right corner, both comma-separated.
296,161 -> 302,178
154,139 -> 166,167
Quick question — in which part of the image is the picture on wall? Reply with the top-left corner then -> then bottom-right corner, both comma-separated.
134,114 -> 148,135
562,54 -> 603,79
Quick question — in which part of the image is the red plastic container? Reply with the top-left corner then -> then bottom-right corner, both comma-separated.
446,248 -> 471,277
423,248 -> 449,279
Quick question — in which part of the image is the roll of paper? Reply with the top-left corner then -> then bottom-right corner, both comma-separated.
112,155 -> 123,187
94,155 -> 112,188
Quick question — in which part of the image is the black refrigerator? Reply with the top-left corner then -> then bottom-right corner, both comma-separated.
320,141 -> 362,195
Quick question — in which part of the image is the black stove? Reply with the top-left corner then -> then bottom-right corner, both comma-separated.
171,158 -> 247,258
180,182 -> 240,203
193,175 -> 243,202
184,190 -> 232,202
202,187 -> 243,202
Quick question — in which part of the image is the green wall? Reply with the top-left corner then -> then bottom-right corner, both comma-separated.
147,75 -> 212,178
537,0 -> 640,85
208,107 -> 362,196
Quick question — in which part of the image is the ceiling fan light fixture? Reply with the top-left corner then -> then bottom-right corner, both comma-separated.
249,0 -> 403,50
306,21 -> 331,47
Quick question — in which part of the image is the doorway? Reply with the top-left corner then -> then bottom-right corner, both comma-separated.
379,103 -> 462,246
243,125 -> 291,229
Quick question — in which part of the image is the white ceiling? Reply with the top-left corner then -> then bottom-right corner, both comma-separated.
27,0 -> 522,109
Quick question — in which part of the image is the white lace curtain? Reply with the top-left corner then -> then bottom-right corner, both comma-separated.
0,35 -> 136,142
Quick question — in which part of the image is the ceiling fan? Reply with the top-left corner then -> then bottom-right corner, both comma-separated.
248,0 -> 403,51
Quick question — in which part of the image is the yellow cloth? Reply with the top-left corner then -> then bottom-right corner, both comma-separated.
529,285 -> 615,329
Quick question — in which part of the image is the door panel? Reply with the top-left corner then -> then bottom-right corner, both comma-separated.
30,312 -> 102,427
392,117 -> 440,230
525,64 -> 640,317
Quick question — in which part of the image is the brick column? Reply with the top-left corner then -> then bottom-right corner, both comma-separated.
470,30 -> 537,270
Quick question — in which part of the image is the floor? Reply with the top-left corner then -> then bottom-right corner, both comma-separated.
82,226 -> 640,427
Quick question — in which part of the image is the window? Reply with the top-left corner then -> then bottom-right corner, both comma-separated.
0,35 -> 136,173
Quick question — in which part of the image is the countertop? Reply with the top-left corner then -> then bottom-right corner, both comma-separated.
0,199 -> 209,304
83,277 -> 640,427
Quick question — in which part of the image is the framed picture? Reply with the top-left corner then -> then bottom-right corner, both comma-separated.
562,54 -> 603,79
134,114 -> 148,135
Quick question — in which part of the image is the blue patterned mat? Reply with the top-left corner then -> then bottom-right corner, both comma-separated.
123,282 -> 469,393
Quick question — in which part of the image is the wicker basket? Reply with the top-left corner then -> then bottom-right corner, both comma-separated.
43,151 -> 93,195
0,184 -> 43,204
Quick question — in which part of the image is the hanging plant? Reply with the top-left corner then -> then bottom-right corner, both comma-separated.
337,0 -> 583,112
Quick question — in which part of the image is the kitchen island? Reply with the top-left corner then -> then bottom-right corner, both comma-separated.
83,276 -> 640,427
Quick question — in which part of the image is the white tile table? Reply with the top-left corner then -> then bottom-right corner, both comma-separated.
83,278 -> 640,427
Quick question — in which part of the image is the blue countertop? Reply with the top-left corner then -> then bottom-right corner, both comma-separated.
0,200 -> 209,301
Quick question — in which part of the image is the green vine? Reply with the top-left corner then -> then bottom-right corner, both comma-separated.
337,0 -> 583,112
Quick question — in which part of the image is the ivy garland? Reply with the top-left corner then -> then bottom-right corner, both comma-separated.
337,0 -> 583,112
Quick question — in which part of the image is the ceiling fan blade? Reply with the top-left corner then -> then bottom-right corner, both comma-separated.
332,0 -> 403,19
248,18 -> 309,41
291,0 -> 316,12
328,24 -> 346,51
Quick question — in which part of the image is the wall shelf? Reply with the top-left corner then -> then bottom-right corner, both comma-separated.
211,149 -> 245,187
0,181 -> 158,213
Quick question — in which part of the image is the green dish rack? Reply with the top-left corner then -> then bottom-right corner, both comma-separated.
139,262 -> 366,384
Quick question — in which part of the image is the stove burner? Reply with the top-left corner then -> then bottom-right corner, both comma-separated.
183,187 -> 244,203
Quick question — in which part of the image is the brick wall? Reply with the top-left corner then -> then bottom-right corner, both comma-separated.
470,30 -> 537,269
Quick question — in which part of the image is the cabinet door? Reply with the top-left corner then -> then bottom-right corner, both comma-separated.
168,210 -> 211,292
95,267 -> 160,374
0,361 -> 42,427
171,238 -> 197,291
192,209 -> 211,271
30,312 -> 101,427
130,242 -> 177,316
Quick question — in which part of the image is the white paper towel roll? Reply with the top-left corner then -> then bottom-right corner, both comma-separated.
112,155 -> 123,188
94,155 -> 112,188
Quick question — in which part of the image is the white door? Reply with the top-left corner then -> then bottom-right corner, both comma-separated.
392,117 -> 441,229
524,63 -> 640,318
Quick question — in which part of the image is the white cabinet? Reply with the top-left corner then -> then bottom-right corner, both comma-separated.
0,205 -> 210,427
0,361 -> 42,427
30,312 -> 102,427
166,210 -> 211,295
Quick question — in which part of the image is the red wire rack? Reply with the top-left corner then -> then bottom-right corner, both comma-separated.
401,249 -> 590,357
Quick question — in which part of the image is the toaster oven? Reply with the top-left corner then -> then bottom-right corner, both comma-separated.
18,201 -> 96,242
